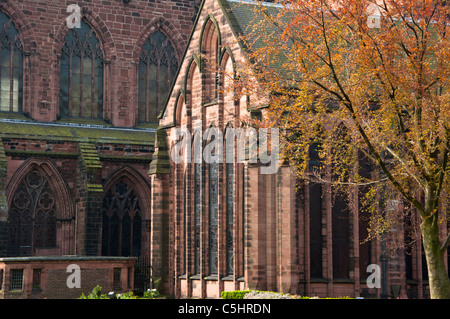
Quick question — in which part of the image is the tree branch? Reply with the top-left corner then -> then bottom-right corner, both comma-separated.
385,146 -> 425,190
441,233 -> 450,254
434,136 -> 450,212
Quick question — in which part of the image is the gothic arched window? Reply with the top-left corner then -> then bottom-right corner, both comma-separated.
60,20 -> 104,119
201,18 -> 219,103
8,170 -> 57,256
309,143 -> 323,279
208,161 -> 219,275
102,180 -> 142,257
182,170 -> 187,275
194,161 -> 201,274
0,11 -> 23,113
331,125 -> 351,280
138,30 -> 178,123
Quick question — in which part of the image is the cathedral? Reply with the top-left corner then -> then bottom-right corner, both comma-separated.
0,0 -> 438,299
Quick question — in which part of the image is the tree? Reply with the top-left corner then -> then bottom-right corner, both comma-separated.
224,0 -> 450,298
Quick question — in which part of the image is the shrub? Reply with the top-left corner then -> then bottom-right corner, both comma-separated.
79,285 -> 109,299
79,285 -> 161,299
221,290 -> 252,299
142,289 -> 161,299
117,291 -> 138,299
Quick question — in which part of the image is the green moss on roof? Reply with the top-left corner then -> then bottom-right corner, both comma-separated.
79,142 -> 102,170
0,120 -> 155,145
87,183 -> 103,192
55,117 -> 113,127
148,129 -> 170,175
0,111 -> 30,121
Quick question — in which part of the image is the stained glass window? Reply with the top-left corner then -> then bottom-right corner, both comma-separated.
138,30 -> 178,123
201,20 -> 218,103
0,11 -> 23,113
331,126 -> 351,279
358,153 -> 372,280
226,162 -> 234,275
332,191 -> 350,279
60,20 -> 104,119
8,170 -> 57,256
102,181 -> 142,257
309,143 -> 323,278
209,162 -> 219,275
405,210 -> 414,280
194,162 -> 201,274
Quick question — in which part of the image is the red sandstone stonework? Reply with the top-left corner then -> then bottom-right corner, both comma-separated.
0,0 -> 435,299
159,0 -> 433,299
0,0 -> 199,299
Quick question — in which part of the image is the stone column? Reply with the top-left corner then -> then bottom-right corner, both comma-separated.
77,142 -> 103,256
276,165 -> 299,294
148,129 -> 172,294
244,162 -> 267,291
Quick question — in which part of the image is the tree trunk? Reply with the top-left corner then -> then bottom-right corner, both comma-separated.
420,211 -> 450,299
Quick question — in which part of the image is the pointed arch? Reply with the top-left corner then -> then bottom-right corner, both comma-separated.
6,159 -> 74,220
199,14 -> 221,68
174,90 -> 186,127
220,48 -> 238,124
0,2 -> 37,55
102,166 -> 151,214
133,16 -> 185,65
101,166 -> 151,257
219,46 -> 236,73
52,7 -> 115,61
200,15 -> 221,103
219,47 -> 237,89
134,17 -> 186,124
0,10 -> 23,113
184,56 -> 201,98
185,57 -> 201,130
158,56 -> 198,128
6,159 -> 74,256
0,4 -> 37,116
52,7 -> 115,121
137,24 -> 180,123
58,19 -> 105,119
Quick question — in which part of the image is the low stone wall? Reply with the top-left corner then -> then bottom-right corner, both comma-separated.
0,256 -> 136,299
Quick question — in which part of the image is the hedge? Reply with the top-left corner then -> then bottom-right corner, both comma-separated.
221,290 -> 252,299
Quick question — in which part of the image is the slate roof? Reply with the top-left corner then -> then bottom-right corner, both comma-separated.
0,116 -> 155,146
217,0 -> 298,83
